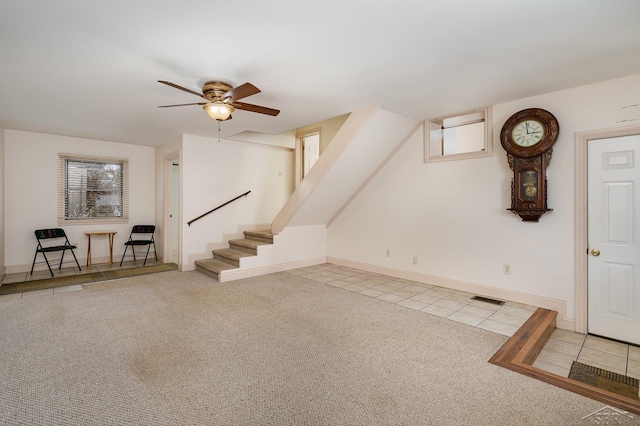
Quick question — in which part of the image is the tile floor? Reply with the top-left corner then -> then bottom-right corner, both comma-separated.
3,261 -> 638,383
286,263 -> 640,382
0,259 -> 163,300
285,263 -> 536,337
534,328 -> 640,380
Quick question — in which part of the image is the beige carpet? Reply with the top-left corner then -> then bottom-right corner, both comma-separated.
0,270 -> 605,425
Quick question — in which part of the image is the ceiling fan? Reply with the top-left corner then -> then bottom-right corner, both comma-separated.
158,80 -> 280,121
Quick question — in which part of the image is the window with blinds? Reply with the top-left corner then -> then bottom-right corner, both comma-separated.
58,154 -> 129,224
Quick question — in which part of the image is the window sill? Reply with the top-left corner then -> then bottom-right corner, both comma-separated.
58,218 -> 129,226
424,149 -> 492,163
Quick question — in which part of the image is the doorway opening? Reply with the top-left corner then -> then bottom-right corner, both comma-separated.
171,162 -> 179,264
163,152 -> 181,268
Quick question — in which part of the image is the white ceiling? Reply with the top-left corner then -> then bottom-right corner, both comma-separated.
2,0 -> 640,147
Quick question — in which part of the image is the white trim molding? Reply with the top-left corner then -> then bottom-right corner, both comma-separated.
574,125 -> 640,334
219,256 -> 327,282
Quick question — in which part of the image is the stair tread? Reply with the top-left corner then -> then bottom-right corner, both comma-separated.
229,238 -> 270,248
243,230 -> 274,243
244,230 -> 273,238
195,258 -> 237,273
213,248 -> 254,259
247,230 -> 273,234
197,228 -> 274,282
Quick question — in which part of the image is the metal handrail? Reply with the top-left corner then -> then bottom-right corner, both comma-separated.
187,191 -> 251,227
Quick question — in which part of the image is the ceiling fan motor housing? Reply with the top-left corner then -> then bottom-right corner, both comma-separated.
203,81 -> 233,100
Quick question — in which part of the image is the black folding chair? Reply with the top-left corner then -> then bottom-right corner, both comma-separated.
31,228 -> 82,277
119,225 -> 157,266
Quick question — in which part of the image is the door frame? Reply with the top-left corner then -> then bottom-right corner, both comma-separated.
163,150 -> 181,269
294,127 -> 321,188
574,125 -> 640,333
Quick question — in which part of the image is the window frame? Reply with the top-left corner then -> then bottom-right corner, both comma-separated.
294,127 -> 322,187
58,153 -> 129,225
424,106 -> 493,163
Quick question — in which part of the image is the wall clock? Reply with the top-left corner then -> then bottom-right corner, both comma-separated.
500,108 -> 559,221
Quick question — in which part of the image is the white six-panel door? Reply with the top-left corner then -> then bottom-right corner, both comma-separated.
587,135 -> 640,345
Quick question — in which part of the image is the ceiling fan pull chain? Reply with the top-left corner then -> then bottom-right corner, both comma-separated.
217,119 -> 221,142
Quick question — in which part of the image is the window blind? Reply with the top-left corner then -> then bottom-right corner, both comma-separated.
58,154 -> 129,223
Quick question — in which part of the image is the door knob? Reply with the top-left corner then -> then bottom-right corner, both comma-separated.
591,249 -> 600,256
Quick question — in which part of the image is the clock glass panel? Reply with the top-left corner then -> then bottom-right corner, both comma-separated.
519,169 -> 538,201
511,119 -> 545,147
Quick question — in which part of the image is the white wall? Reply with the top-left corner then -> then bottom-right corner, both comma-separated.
228,130 -> 296,149
180,134 -> 292,269
4,130 -> 156,272
328,73 -> 640,326
275,107 -> 418,233
296,114 -> 350,154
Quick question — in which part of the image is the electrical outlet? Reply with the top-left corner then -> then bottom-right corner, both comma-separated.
503,264 -> 511,275
412,257 -> 418,265
385,249 -> 390,257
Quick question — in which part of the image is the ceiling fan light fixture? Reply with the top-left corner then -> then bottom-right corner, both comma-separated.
203,101 -> 234,121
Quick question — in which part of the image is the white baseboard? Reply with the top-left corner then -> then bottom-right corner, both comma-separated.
327,257 -> 575,331
181,263 -> 196,271
218,257 -> 327,282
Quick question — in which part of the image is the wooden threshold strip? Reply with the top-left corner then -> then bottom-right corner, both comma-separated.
489,308 -> 640,416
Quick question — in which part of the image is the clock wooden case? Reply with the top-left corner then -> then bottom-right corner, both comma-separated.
500,108 -> 559,222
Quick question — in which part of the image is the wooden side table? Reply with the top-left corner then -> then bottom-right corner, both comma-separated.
85,231 -> 117,268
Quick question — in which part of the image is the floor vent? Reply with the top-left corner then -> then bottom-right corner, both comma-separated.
471,295 -> 505,306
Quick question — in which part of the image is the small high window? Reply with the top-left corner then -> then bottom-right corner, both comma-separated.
58,154 -> 129,224
424,107 -> 492,162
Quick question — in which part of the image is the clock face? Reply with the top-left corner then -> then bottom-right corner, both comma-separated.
511,119 -> 545,147
500,108 -> 559,158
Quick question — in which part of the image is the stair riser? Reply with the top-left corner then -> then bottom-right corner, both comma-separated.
244,235 -> 273,244
195,231 -> 274,282
213,253 -> 240,267
228,243 -> 257,255
243,231 -> 273,244
196,265 -> 220,281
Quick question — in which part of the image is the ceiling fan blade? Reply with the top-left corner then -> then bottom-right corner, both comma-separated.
234,102 -> 280,116
158,80 -> 205,99
223,82 -> 261,102
158,102 -> 207,108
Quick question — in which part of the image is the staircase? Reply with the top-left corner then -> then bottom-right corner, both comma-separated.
195,230 -> 274,281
